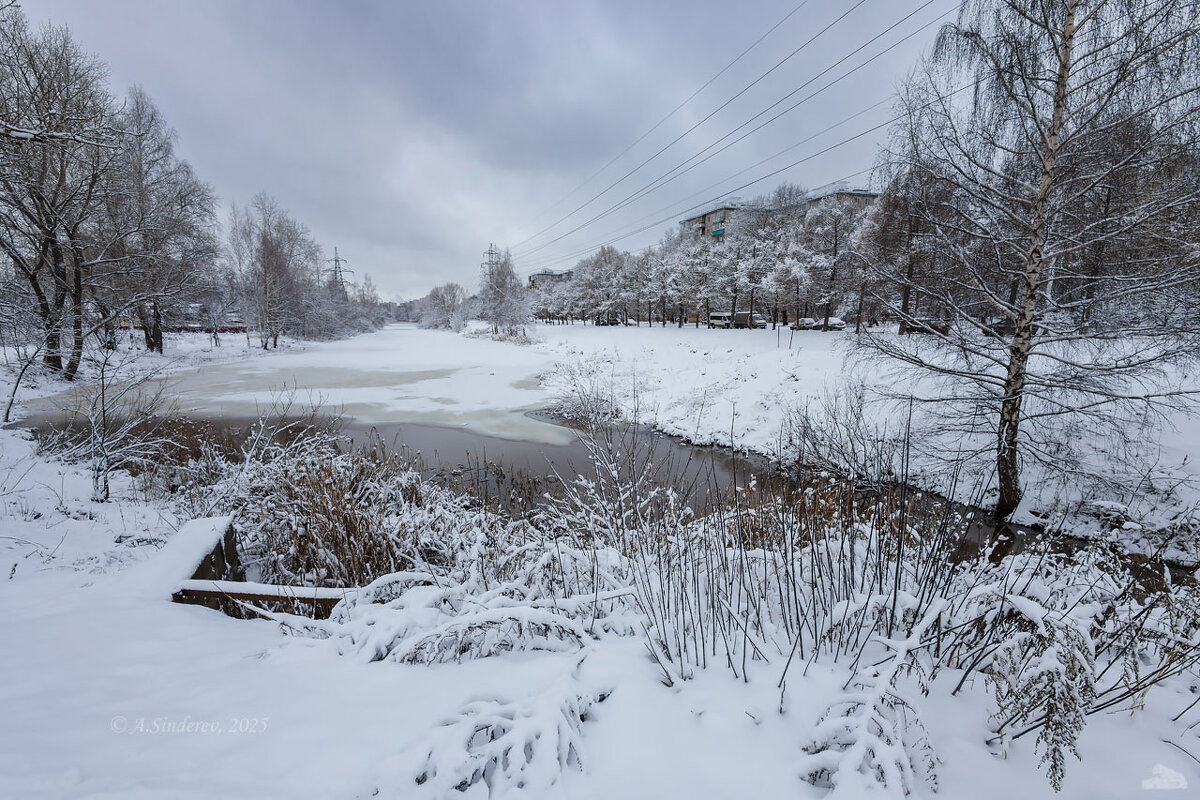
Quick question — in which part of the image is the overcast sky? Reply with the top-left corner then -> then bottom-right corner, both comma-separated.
27,0 -> 950,299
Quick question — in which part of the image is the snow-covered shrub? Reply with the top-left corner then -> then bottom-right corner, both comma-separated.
782,382 -> 908,486
304,576 -> 591,665
986,609 -> 1095,791
36,348 -> 177,502
395,666 -> 606,799
926,544 -> 1200,791
199,428 -> 537,588
799,602 -> 944,796
801,683 -> 938,796
545,353 -> 622,427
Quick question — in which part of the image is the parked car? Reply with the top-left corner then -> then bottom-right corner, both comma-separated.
708,311 -> 733,328
823,316 -> 847,331
906,317 -> 950,335
789,317 -> 818,330
733,311 -> 767,329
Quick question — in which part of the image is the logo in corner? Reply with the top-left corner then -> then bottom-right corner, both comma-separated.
1142,764 -> 1188,791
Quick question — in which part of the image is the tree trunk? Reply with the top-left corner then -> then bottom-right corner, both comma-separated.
64,258 -> 85,381
42,240 -> 67,372
995,0 -> 1077,521
854,285 -> 865,334
151,301 -> 164,353
138,304 -> 153,350
899,215 -> 917,334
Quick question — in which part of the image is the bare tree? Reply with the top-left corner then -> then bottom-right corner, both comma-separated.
0,10 -> 120,379
229,194 -> 324,347
97,87 -> 218,354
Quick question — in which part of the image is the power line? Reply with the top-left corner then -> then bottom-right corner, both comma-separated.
512,1 -> 815,243
518,81 -> 978,272
517,93 -> 894,269
510,0 -> 873,254
522,112 -> 902,270
516,1 -> 951,263
519,95 -> 895,271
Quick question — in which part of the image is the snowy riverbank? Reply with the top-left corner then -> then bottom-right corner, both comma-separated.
530,322 -> 1200,563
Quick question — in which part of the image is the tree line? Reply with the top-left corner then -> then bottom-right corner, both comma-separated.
529,183 -> 876,331
413,183 -> 875,334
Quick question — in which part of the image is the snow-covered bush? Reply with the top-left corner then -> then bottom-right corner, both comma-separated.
394,665 -> 606,799
191,427 -> 537,588
801,677 -> 938,796
304,575 -> 592,665
799,600 -> 943,796
36,348 -> 178,502
782,382 -> 909,487
544,352 -> 622,426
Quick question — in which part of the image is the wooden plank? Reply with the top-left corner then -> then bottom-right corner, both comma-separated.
176,579 -> 348,600
172,579 -> 348,610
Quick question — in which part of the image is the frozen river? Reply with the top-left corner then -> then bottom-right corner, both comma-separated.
25,324 -> 573,444
16,324 -> 776,502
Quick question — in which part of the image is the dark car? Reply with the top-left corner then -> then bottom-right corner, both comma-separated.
789,317 -> 819,330
733,311 -> 768,329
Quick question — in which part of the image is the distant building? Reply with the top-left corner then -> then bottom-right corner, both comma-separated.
679,203 -> 739,240
678,190 -> 876,241
803,187 -> 878,213
528,268 -> 574,291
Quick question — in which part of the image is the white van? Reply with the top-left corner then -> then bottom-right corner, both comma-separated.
707,312 -> 733,328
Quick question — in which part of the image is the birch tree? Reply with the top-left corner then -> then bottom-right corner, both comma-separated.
865,0 -> 1200,518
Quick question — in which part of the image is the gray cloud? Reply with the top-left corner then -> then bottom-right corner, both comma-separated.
29,0 -> 944,298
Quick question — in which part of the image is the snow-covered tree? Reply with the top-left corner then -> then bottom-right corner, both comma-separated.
99,87 -> 219,354
478,248 -> 529,336
805,196 -> 863,329
418,282 -> 467,330
0,9 -> 119,378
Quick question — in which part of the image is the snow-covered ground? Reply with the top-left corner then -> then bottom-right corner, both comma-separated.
535,321 -> 852,451
2,323 -> 1198,798
2,422 -> 1195,799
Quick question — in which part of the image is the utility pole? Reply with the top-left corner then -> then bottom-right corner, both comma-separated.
326,247 -> 353,291
482,243 -> 501,334
481,242 -> 499,277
